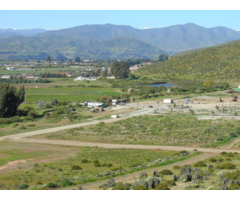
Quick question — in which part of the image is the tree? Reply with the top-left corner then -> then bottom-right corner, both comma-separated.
75,57 -> 80,63
46,56 -> 51,63
0,84 -> 25,118
158,53 -> 169,61
100,71 -> 107,78
111,61 -> 130,79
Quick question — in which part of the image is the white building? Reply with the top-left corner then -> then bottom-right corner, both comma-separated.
7,67 -> 16,71
1,75 -> 11,79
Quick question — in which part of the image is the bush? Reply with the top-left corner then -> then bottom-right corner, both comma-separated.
216,163 -> 236,169
71,165 -> 82,170
51,98 -> 59,106
67,112 -> 77,121
93,160 -> 100,164
33,163 -> 39,167
60,178 -> 75,187
159,169 -> 173,175
81,159 -> 90,163
102,163 -> 113,168
94,163 -> 101,167
155,182 -> 170,190
209,157 -> 217,162
133,185 -> 147,190
112,183 -> 131,190
27,124 -> 36,127
18,184 -> 29,190
57,168 -> 63,171
59,101 -> 68,105
218,158 -> 224,162
46,182 -> 58,188
19,125 -> 27,130
193,161 -> 207,167
166,180 -> 176,186
36,181 -> 43,185
45,103 -> 52,108
173,166 -> 180,170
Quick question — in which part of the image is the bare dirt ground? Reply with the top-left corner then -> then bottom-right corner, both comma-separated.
0,159 -> 29,171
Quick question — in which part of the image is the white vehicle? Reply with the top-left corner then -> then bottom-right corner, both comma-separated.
112,99 -> 118,106
163,99 -> 173,104
111,115 -> 120,118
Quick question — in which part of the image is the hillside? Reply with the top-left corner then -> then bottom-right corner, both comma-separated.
35,23 -> 240,52
136,39 -> 240,81
0,28 -> 47,39
0,35 -> 162,60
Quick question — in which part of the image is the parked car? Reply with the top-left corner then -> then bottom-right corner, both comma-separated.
148,105 -> 153,108
118,102 -> 126,105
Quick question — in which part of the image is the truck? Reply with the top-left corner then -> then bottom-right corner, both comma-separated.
163,99 -> 173,104
112,99 -> 118,106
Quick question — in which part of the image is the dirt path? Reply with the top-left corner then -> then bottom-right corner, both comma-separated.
65,153 -> 214,190
0,160 -> 28,171
7,138 -> 240,154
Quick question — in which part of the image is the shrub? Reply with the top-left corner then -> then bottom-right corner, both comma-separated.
193,161 -> 207,167
67,112 -> 77,121
45,103 -> 52,108
59,101 -> 68,105
19,125 -> 27,130
18,184 -> 29,190
229,183 -> 239,190
60,178 -> 75,187
36,181 -> 43,185
203,81 -> 213,86
166,180 -> 176,186
209,157 -> 217,162
133,185 -> 147,190
218,158 -> 224,162
221,152 -> 227,156
93,160 -> 100,164
102,163 -> 113,167
173,166 -> 180,170
57,168 -> 63,171
159,169 -> 173,175
51,98 -> 59,106
27,124 -> 36,127
94,163 -> 101,167
46,182 -> 58,188
216,163 -> 236,169
71,165 -> 82,170
112,183 -> 131,190
35,169 -> 40,173
81,159 -> 90,163
33,163 -> 39,167
155,182 -> 170,190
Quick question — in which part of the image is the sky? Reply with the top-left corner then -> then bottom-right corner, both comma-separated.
1,10 -> 240,31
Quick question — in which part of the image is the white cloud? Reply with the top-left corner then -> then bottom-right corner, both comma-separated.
236,29 -> 240,31
140,27 -> 154,30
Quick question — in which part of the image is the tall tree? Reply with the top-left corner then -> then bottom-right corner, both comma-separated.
0,84 -> 25,118
111,61 -> 130,79
46,56 -> 51,63
75,56 -> 80,62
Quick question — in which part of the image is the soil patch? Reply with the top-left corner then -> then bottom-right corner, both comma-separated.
0,159 -> 28,171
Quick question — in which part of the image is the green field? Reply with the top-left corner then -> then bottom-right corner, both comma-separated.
25,87 -> 120,102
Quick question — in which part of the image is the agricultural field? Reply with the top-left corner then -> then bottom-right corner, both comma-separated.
25,85 -> 121,102
34,115 -> 240,148
0,141 -> 195,190
102,152 -> 240,190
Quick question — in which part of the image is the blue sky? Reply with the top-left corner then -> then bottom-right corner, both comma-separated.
1,10 -> 240,30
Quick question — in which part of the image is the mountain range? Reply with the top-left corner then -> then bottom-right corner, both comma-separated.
1,23 -> 240,60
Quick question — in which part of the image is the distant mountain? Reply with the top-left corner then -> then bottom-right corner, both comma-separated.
2,23 -> 240,60
34,23 -> 240,52
0,28 -> 47,39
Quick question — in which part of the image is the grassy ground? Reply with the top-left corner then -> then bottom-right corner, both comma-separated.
0,141 -> 184,190
34,114 -> 240,148
103,152 -> 240,190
